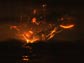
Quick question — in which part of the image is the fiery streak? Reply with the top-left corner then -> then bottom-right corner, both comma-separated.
60,24 -> 75,29
47,27 -> 57,40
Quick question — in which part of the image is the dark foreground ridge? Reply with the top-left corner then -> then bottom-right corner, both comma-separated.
0,39 -> 80,63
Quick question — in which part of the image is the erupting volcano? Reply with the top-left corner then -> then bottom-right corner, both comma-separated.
10,17 -> 75,43
9,4 -> 75,44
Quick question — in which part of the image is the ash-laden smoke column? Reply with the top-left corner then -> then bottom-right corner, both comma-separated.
10,2 -> 75,44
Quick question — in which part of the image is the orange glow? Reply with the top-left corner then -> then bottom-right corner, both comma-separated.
31,17 -> 39,25
60,24 -> 75,29
33,9 -> 37,14
32,17 -> 36,23
10,23 -> 62,43
23,33 -> 41,43
10,26 -> 20,31
21,31 -> 39,43
47,27 -> 57,40
15,26 -> 59,43
22,56 -> 29,61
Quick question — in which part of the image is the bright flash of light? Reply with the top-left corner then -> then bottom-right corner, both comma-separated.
60,24 -> 75,29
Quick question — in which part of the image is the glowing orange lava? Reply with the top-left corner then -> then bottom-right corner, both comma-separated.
60,24 -> 75,29
9,12 -> 75,43
22,31 -> 39,43
9,18 -> 75,43
19,26 -> 57,43
10,22 -> 59,43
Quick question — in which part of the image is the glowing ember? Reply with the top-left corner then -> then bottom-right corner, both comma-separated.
47,27 -> 57,40
32,17 -> 39,25
60,24 -> 75,29
22,56 -> 29,61
32,17 -> 37,23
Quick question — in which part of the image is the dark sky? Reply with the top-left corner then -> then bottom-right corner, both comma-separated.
0,0 -> 83,41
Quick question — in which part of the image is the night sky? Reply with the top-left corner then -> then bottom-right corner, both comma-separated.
0,0 -> 83,41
